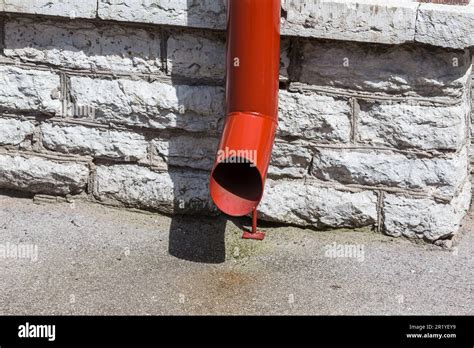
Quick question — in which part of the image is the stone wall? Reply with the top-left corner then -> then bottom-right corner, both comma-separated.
0,0 -> 473,244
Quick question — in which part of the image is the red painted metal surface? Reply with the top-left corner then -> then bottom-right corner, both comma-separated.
209,0 -> 281,221
242,207 -> 266,241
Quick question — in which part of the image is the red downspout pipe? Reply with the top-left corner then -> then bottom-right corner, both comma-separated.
209,0 -> 281,236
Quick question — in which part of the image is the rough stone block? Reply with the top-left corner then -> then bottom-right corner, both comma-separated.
259,179 -> 378,228
281,0 -> 418,45
1,0 -> 97,18
167,31 -> 290,81
166,31 -> 225,80
278,91 -> 352,142
152,135 -> 218,171
269,141 -> 313,178
356,98 -> 469,151
5,19 -> 162,74
41,123 -> 148,161
383,180 -> 471,241
311,147 -> 468,197
415,3 -> 474,49
0,66 -> 61,114
299,40 -> 471,99
0,153 -> 89,194
98,0 -> 227,30
95,164 -> 213,214
0,118 -> 35,146
69,77 -> 225,133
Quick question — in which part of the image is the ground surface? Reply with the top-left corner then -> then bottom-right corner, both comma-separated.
0,194 -> 472,315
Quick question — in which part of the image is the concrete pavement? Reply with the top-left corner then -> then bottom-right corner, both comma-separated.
0,194 -> 472,315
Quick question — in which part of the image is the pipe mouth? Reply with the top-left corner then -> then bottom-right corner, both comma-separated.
210,157 -> 263,217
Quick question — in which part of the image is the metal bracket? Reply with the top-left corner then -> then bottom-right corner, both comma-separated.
242,207 -> 265,240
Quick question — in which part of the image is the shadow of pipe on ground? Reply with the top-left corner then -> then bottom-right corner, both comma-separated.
167,0 -> 228,264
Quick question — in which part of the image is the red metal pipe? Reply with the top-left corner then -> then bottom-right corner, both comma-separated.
209,0 -> 281,218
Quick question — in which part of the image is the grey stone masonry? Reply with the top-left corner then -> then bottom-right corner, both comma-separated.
2,0 -> 473,48
415,3 -> 474,49
0,152 -> 89,195
5,18 -> 163,75
0,66 -> 61,114
0,1 -> 473,244
0,0 -> 97,19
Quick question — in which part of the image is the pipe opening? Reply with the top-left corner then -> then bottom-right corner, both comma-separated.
210,157 -> 263,216
212,159 -> 262,201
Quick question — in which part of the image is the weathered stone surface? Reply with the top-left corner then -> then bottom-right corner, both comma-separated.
41,123 -> 148,161
415,3 -> 474,49
4,19 -> 162,74
299,40 -> 471,99
3,0 -> 472,50
471,71 -> 474,115
98,0 -> 227,30
278,91 -> 351,142
167,31 -> 225,80
0,0 -> 471,244
0,154 -> 89,194
259,179 -> 378,228
383,180 -> 471,241
95,164 -> 213,214
5,18 -> 289,82
357,98 -> 469,151
280,37 -> 291,82
0,118 -> 35,146
1,0 -> 97,18
69,77 -> 225,133
311,147 -> 468,197
153,136 -> 311,178
268,141 -> 313,179
281,0 -> 418,45
70,82 -> 354,139
153,135 -> 218,171
167,31 -> 289,81
0,66 -> 61,114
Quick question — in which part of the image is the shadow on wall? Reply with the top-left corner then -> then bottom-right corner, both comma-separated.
167,0 -> 228,264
